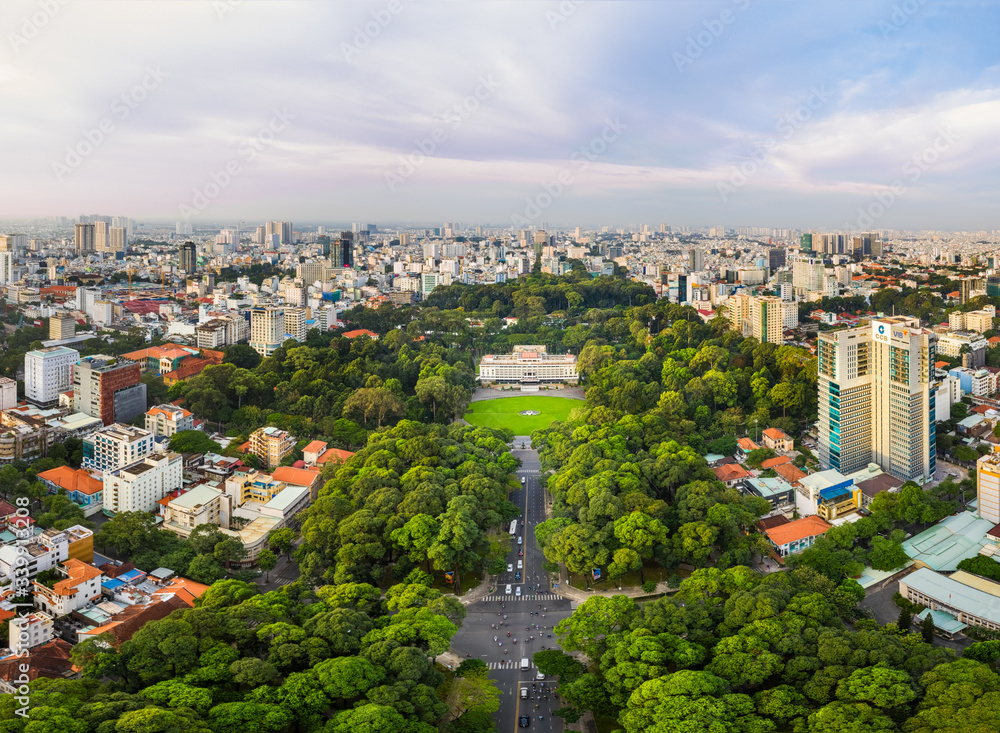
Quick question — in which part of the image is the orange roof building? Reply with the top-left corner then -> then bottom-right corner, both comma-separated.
773,463 -> 807,485
342,329 -> 379,340
737,437 -> 760,455
761,455 -> 792,469
764,515 -> 831,557
38,466 -> 104,515
32,559 -> 104,617
271,465 -> 324,501
713,463 -> 749,485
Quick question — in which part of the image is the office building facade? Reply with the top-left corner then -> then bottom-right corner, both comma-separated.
818,317 -> 936,483
73,355 -> 146,426
179,241 -> 197,275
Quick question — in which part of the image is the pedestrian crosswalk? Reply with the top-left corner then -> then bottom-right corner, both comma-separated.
484,661 -> 538,670
482,593 -> 560,602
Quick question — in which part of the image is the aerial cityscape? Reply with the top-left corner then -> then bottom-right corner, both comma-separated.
2,2 -> 1000,733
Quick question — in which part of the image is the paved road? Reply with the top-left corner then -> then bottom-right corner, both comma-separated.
450,436 -> 575,733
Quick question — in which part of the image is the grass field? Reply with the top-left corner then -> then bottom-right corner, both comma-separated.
463,395 -> 580,433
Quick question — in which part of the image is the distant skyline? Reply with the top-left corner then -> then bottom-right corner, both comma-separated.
2,1 -> 998,229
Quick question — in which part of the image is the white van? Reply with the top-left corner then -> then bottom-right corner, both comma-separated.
517,560 -> 523,569
520,657 -> 530,670
520,687 -> 528,699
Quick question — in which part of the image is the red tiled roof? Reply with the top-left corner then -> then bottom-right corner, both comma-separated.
316,448 -> 355,464
713,464 -> 748,482
773,463 -> 807,484
38,466 -> 103,496
0,639 -> 75,684
765,515 -> 831,546
342,329 -> 378,339
737,437 -> 760,452
303,440 -> 327,454
762,428 -> 790,441
761,455 -> 792,469
271,466 -> 322,487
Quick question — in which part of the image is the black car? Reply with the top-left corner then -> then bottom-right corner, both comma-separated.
519,716 -> 530,728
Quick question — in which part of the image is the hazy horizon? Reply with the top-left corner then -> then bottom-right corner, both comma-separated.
2,1 -> 998,230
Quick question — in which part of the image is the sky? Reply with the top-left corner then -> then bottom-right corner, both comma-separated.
1,0 -> 998,230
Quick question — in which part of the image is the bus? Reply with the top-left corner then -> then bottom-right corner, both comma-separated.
509,520 -> 517,536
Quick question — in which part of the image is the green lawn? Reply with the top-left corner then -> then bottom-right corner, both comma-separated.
464,396 -> 579,433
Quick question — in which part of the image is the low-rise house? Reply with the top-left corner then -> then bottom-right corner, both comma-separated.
713,463 -> 749,487
741,476 -> 794,511
773,463 -> 807,485
736,437 -> 760,461
760,455 -> 792,470
38,466 -> 104,517
32,559 -> 104,617
763,515 -> 832,557
144,405 -> 194,437
761,427 -> 794,452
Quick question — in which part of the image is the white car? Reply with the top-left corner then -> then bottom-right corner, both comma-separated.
521,476 -> 526,484
518,536 -> 523,545
517,560 -> 523,569
536,671 -> 546,680
505,584 -> 512,594
507,563 -> 513,572
515,586 -> 522,596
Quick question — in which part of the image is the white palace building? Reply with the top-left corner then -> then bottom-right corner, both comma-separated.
478,345 -> 578,385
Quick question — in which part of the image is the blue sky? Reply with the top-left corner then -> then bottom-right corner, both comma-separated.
1,0 -> 997,229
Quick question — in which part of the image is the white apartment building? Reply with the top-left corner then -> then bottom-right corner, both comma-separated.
793,258 -> 826,294
9,612 -> 54,652
31,559 -> 104,617
937,331 -> 988,358
195,320 -> 228,349
144,405 -> 194,437
162,483 -> 229,539
250,306 -> 285,356
24,346 -> 80,408
396,276 -> 420,292
92,300 -> 115,326
0,377 -> 15,411
818,317 -> 937,483
284,307 -> 308,342
103,452 -> 183,514
478,345 -> 578,384
0,526 -> 92,584
84,424 -> 155,472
